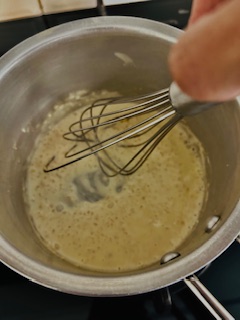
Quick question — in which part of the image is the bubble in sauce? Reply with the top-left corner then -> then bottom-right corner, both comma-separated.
24,90 -> 207,273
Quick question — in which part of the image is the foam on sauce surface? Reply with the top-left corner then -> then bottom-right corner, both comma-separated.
24,90 -> 207,273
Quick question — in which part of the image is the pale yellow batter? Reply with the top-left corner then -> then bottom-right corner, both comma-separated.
24,90 -> 207,273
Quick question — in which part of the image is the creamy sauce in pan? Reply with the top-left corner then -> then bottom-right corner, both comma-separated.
24,90 -> 207,272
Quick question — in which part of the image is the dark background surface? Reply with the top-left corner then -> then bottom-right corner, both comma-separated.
1,242 -> 240,319
0,0 -> 192,56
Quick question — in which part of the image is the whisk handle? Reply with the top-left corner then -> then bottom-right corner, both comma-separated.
169,82 -> 218,116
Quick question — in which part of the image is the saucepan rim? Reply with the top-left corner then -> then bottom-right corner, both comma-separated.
0,16 -> 240,296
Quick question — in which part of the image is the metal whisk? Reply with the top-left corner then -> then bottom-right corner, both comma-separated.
44,82 -> 217,176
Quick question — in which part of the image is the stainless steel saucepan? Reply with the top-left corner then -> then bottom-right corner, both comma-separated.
0,17 -> 239,319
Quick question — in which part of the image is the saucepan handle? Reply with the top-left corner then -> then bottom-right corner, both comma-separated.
184,275 -> 234,320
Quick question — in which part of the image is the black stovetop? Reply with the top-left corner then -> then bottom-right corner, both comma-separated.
1,242 -> 240,319
0,1 -> 240,319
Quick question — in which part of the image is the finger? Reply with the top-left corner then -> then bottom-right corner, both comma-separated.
188,0 -> 230,25
169,0 -> 240,101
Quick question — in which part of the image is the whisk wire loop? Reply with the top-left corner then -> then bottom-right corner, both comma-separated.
98,112 -> 182,176
63,101 -> 173,159
44,87 -> 183,175
63,90 -> 170,139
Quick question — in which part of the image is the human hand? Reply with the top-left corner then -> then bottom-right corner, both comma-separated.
169,0 -> 240,101
188,0 -> 230,25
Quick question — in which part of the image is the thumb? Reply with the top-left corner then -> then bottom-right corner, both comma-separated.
169,0 -> 240,101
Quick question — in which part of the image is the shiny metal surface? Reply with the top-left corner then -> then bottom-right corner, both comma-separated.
184,275 -> 234,319
43,88 -> 176,176
0,16 -> 240,296
44,80 -> 222,177
169,81 -> 218,115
